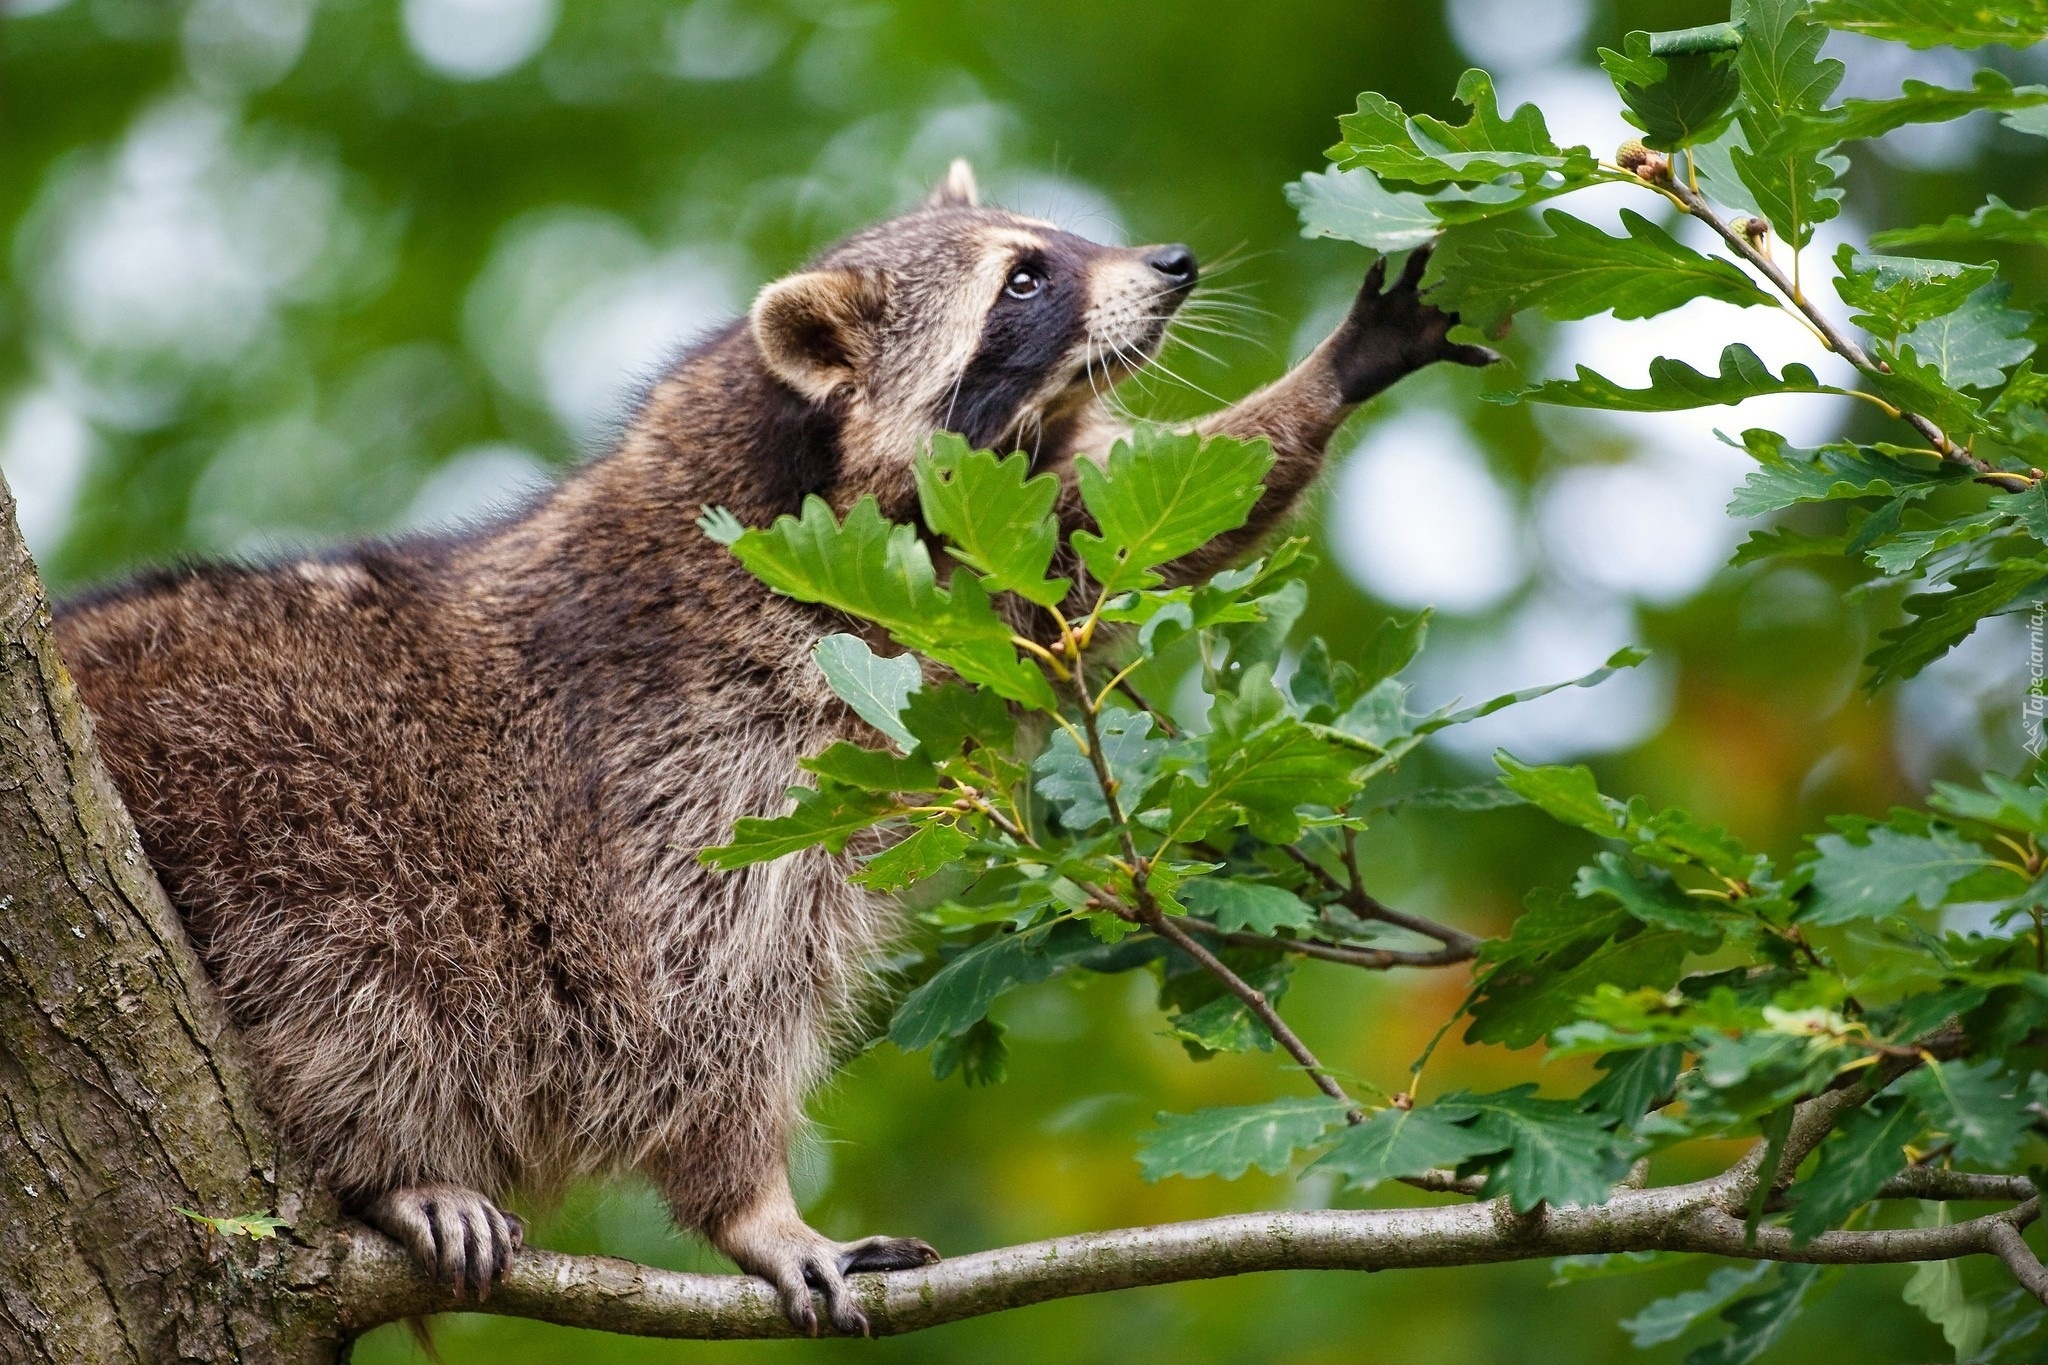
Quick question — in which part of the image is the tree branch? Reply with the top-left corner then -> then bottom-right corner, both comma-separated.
1988,1223 -> 2048,1307
1881,1168 -> 2037,1203
330,1185 -> 2042,1341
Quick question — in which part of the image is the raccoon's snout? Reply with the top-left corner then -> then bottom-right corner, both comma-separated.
1144,244 -> 1198,290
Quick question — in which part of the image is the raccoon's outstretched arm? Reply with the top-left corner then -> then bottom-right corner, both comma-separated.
1167,247 -> 1496,584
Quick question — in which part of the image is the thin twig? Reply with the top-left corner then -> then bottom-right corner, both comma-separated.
1141,907 -> 1358,1115
1115,679 -> 1179,737
1281,843 -> 1348,897
1663,178 -> 1992,475
1348,890 -> 1483,953
1276,843 -> 1479,951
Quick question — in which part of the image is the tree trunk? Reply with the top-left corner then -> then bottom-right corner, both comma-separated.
0,480 -> 349,1363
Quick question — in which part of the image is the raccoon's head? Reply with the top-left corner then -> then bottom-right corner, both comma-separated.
748,159 -> 1197,505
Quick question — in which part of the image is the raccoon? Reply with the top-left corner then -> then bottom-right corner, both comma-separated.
54,159 -> 1492,1335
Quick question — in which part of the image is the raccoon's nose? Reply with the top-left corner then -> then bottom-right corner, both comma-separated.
1145,245 -> 1198,288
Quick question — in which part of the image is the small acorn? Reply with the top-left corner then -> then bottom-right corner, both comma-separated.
1733,216 -> 1770,248
1616,140 -> 1670,183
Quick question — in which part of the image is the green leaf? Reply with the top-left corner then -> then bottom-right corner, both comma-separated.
1834,248 -> 1996,342
1731,524 -> 1853,565
1218,578 -> 1309,677
1685,1264 -> 1826,1365
1495,754 -> 1755,880
929,1017 -> 1008,1086
701,782 -> 902,869
1999,483 -> 2048,547
914,435 -> 1070,607
1599,30 -> 1742,150
1551,1250 -> 1692,1284
890,926 -> 1072,1050
1577,854 -> 1726,934
1356,608 -> 1431,691
900,681 -> 1014,759
1902,1207 -> 1990,1362
726,496 -> 1056,709
1930,771 -> 2048,834
1495,756 -> 1624,836
1136,1097 -> 1349,1180
1810,0 -> 2048,48
1170,694 -> 1362,845
1874,195 -> 2048,251
1181,878 -> 1319,935
1866,559 -> 2048,687
1467,913 -> 1697,1049
1787,70 -> 2048,145
1624,1264 -> 1772,1348
1072,429 -> 1274,593
176,1208 -> 290,1240
1785,1097 -> 1917,1242
1863,514 -> 2004,574
813,634 -> 921,753
1420,648 -> 1651,736
1287,167 -> 1440,252
1457,1086 -> 1639,1211
1804,824 -> 2002,924
1032,709 -> 1170,832
799,742 -> 942,793
1583,1044 -> 1686,1122
851,821 -> 973,892
1899,1058 -> 2030,1166
1330,68 -> 1599,186
1370,783 -> 1527,816
1901,281 -> 2035,389
1431,210 -> 1773,334
1166,955 -> 1292,1055
1731,0 -> 1849,246
1314,1101 -> 1504,1191
1867,341 -> 1995,438
1726,432 -> 1960,517
1737,0 -> 1846,115
1494,344 -> 1851,413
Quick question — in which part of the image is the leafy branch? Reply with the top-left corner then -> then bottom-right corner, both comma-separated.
680,3 -> 2048,1358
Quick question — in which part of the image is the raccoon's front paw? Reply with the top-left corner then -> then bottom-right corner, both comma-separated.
1329,244 -> 1499,404
360,1183 -> 524,1299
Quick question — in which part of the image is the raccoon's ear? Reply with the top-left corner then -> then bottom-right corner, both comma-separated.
750,269 -> 888,402
924,157 -> 979,209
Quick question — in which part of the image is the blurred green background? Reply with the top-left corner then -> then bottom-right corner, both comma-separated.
5,0 -> 2044,1359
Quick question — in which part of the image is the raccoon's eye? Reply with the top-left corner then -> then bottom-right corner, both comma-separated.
1004,268 -> 1043,300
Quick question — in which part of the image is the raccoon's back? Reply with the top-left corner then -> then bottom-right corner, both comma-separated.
54,549 -> 583,1020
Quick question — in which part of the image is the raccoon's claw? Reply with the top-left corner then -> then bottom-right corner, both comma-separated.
1330,242 -> 1498,403
839,1234 -> 941,1274
361,1183 -> 523,1299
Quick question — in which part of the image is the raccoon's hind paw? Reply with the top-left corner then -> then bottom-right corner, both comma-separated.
1331,245 -> 1499,403
360,1183 -> 523,1299
720,1215 -> 940,1336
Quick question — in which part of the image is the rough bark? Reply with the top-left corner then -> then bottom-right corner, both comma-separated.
0,480 -> 344,1363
